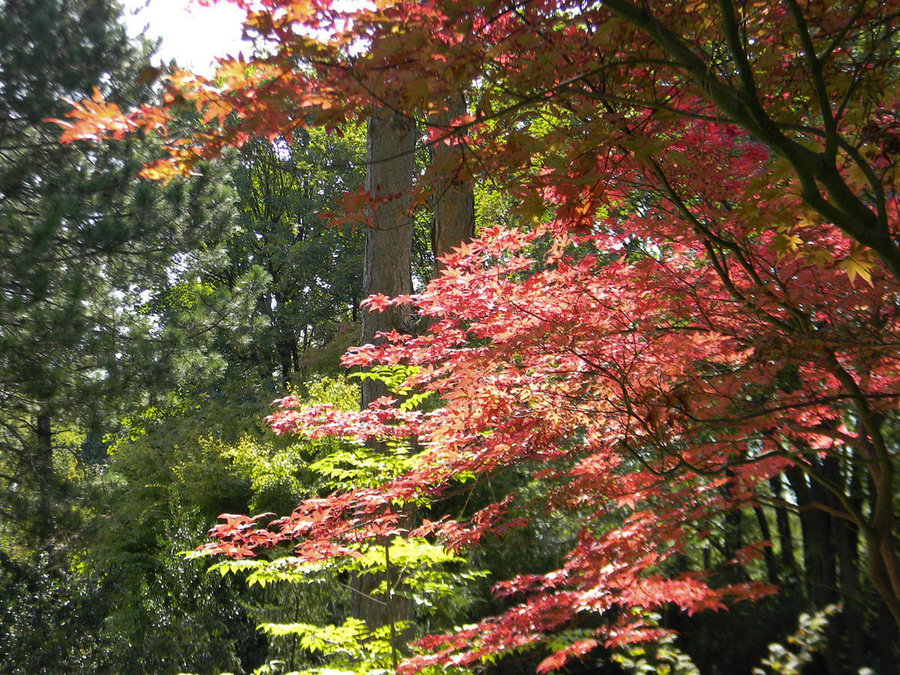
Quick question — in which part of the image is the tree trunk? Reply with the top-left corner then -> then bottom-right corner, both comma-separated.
360,110 -> 416,407
824,454 -> 865,672
752,505 -> 778,585
786,466 -> 842,675
721,469 -> 746,582
786,466 -> 839,610
356,98 -> 475,659
354,110 -> 416,649
430,94 -> 475,272
770,476 -> 799,581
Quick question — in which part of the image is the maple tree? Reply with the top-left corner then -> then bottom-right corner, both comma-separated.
55,0 -> 900,670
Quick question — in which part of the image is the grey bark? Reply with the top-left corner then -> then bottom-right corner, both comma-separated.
430,94 -> 475,272
354,110 -> 416,648
361,110 -> 416,407
355,97 -> 475,656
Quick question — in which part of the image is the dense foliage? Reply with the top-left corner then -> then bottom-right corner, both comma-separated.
6,0 -> 900,673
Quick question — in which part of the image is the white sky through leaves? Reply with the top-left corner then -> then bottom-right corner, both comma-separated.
121,0 -> 250,74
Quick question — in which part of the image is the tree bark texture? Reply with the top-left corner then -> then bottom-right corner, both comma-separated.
355,111 -> 416,641
361,110 -> 416,408
430,94 -> 475,272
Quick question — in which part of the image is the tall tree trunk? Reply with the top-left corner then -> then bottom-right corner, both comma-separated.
430,94 -> 475,272
355,109 -> 416,647
824,454 -> 865,672
770,476 -> 799,580
828,360 -> 900,636
786,466 -> 839,610
356,97 -> 475,659
786,465 -> 842,675
360,110 -> 416,407
721,469 -> 746,582
752,505 -> 778,585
